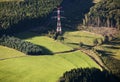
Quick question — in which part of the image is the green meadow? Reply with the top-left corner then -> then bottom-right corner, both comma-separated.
63,31 -> 104,48
0,51 -> 100,82
16,31 -> 73,53
25,36 -> 73,53
0,31 -> 102,82
0,46 -> 25,59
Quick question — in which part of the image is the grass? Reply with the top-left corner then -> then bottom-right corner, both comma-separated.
95,38 -> 120,60
25,36 -> 73,53
0,51 -> 101,82
16,31 -> 73,53
0,31 -> 103,82
16,31 -> 103,52
63,31 -> 104,48
0,46 -> 25,59
102,45 -> 120,59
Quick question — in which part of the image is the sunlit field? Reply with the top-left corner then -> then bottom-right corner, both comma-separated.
0,51 -> 100,82
63,31 -> 104,48
0,46 -> 25,59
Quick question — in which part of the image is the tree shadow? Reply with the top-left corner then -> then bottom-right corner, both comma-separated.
0,0 -> 95,39
38,45 -> 54,55
105,46 -> 120,50
28,45 -> 53,56
96,50 -> 114,57
61,0 -> 94,30
15,31 -> 41,39
73,35 -> 95,38
105,38 -> 120,46
67,42 -> 93,49
82,44 -> 94,49
67,42 -> 79,46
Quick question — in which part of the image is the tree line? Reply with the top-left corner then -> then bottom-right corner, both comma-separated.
0,35 -> 44,55
58,68 -> 119,82
83,0 -> 120,30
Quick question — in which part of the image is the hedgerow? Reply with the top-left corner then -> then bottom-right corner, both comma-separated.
0,35 -> 43,55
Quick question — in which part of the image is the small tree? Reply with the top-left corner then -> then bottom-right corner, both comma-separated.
104,35 -> 109,43
93,39 -> 99,46
79,42 -> 84,47
57,35 -> 64,42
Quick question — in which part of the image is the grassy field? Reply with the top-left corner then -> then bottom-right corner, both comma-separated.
0,46 -> 25,59
0,51 -> 101,82
16,31 -> 103,51
16,31 -> 73,53
25,36 -> 73,53
95,38 -> 120,60
63,31 -> 104,48
0,31 -> 103,82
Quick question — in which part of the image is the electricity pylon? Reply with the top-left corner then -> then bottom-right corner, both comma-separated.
52,6 -> 65,34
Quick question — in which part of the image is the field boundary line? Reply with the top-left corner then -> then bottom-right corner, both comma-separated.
0,55 -> 28,61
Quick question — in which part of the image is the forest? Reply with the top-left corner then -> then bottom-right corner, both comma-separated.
83,0 -> 120,29
58,68 -> 118,82
0,0 -> 62,35
0,0 -> 119,36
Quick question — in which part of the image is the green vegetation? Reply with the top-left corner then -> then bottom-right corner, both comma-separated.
0,35 -> 44,55
102,56 -> 120,80
26,36 -> 73,53
94,37 -> 120,79
0,0 -> 119,81
16,31 -> 73,53
63,31 -> 104,48
0,46 -> 25,59
63,30 -> 120,81
0,0 -> 62,34
0,51 -> 101,82
94,33 -> 120,59
1,29 -> 119,81
58,68 -> 117,82
84,0 -> 120,29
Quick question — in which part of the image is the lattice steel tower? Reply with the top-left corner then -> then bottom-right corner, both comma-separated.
53,6 -> 64,34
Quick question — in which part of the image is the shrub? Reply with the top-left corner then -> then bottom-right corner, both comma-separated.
57,36 -> 64,42
79,42 -> 84,47
93,39 -> 99,46
97,38 -> 104,45
104,35 -> 113,42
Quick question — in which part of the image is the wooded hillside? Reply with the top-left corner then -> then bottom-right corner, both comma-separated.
0,0 -> 62,34
83,0 -> 120,29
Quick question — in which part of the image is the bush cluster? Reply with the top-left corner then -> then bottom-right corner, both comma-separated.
0,35 -> 43,55
58,68 -> 118,82
47,31 -> 64,41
